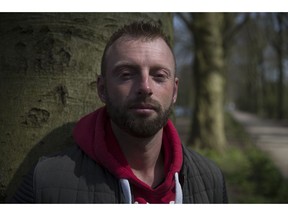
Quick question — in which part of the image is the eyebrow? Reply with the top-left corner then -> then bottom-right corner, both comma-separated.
111,63 -> 139,74
111,61 -> 174,76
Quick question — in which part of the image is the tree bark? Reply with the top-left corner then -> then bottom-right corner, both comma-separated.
0,13 -> 173,202
189,13 -> 226,151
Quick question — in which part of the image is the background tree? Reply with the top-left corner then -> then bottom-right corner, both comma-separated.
0,13 -> 173,202
174,12 -> 288,203
268,13 -> 288,119
228,13 -> 288,119
175,13 -> 253,151
227,14 -> 268,114
190,13 -> 226,151
176,13 -> 226,151
173,16 -> 194,110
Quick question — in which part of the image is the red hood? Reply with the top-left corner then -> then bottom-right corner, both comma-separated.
73,106 -> 183,193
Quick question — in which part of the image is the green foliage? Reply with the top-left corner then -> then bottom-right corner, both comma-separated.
197,145 -> 288,203
194,112 -> 288,203
247,147 -> 282,198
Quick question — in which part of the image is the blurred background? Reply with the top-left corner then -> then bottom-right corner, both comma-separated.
173,13 -> 288,203
0,13 -> 288,203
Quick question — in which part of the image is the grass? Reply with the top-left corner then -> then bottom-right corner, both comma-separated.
194,112 -> 288,203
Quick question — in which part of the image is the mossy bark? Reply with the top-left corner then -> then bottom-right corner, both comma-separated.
189,13 -> 227,152
0,13 -> 173,202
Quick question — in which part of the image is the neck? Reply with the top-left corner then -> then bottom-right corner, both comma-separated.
110,120 -> 165,188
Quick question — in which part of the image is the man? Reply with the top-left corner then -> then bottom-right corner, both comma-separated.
11,21 -> 228,203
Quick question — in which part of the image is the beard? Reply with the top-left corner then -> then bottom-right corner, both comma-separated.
105,96 -> 173,138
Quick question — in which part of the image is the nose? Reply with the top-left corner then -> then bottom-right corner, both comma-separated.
136,73 -> 153,97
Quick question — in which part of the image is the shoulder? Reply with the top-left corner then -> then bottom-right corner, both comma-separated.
9,146 -> 86,203
181,146 -> 224,187
35,145 -> 83,171
33,146 -> 121,203
181,145 -> 227,203
34,145 -> 104,182
182,145 -> 223,177
34,146 -> 87,191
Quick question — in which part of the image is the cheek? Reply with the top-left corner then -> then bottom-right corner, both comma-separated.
156,88 -> 175,107
106,83 -> 131,104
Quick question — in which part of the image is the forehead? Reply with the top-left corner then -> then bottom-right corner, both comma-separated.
105,36 -> 175,70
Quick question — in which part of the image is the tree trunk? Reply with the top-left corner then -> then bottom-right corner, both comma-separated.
0,13 -> 173,202
189,13 -> 226,151
276,13 -> 284,119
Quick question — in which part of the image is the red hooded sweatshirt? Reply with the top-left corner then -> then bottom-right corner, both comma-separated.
73,106 -> 183,203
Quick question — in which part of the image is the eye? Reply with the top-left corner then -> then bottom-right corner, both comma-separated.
120,71 -> 132,79
116,66 -> 136,80
152,70 -> 169,82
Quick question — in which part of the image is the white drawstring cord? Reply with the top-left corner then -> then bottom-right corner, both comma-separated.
119,179 -> 132,204
120,173 -> 183,204
174,172 -> 183,204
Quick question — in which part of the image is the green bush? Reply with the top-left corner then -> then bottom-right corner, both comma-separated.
197,145 -> 288,203
194,112 -> 288,203
246,147 -> 282,198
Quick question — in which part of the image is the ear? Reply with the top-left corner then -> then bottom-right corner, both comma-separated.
97,75 -> 107,103
172,77 -> 179,104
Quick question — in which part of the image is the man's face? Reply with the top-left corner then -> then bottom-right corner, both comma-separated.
98,36 -> 178,138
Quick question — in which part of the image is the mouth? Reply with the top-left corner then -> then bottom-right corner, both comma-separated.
129,103 -> 158,115
130,103 -> 156,109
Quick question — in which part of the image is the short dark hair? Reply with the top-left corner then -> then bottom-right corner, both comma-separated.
100,20 -> 174,76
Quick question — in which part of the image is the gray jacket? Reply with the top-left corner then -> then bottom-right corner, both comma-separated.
11,145 -> 228,203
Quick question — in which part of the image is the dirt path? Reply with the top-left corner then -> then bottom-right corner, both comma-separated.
230,110 -> 288,178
